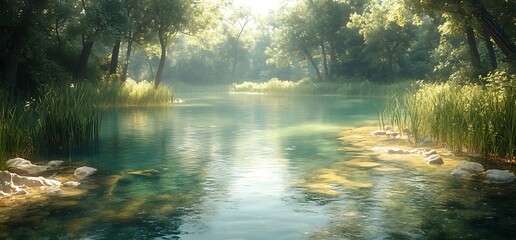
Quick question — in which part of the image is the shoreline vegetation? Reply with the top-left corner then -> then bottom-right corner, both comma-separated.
380,70 -> 516,165
230,72 -> 515,164
229,78 -> 418,97
2,70 -> 515,169
0,78 -> 173,168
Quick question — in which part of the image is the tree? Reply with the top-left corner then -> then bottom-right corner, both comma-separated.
349,0 -> 416,81
404,0 -> 515,65
222,5 -> 253,79
146,0 -> 199,88
1,0 -> 51,88
72,0 -> 129,80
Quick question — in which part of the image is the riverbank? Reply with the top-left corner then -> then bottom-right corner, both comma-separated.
296,125 -> 515,197
0,79 -> 174,167
229,78 -> 417,97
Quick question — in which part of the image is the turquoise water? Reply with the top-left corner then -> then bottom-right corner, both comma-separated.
2,94 -> 516,239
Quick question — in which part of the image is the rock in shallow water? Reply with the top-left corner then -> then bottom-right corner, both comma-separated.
456,161 -> 485,173
450,169 -> 473,178
424,154 -> 444,164
370,130 -> 386,136
7,158 -> 48,176
74,166 -> 97,180
0,171 -> 61,196
484,169 -> 515,183
63,181 -> 81,188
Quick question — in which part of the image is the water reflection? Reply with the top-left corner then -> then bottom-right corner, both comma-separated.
2,94 -> 515,239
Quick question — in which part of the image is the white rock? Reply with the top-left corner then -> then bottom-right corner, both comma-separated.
451,169 -> 473,178
74,166 -> 97,180
7,158 -> 48,175
443,151 -> 457,157
424,154 -> 444,164
385,131 -> 399,137
47,160 -> 64,167
0,171 -> 61,196
173,98 -> 184,104
424,149 -> 437,156
485,169 -> 515,183
456,161 -> 485,173
370,130 -> 386,136
373,146 -> 410,154
63,181 -> 81,188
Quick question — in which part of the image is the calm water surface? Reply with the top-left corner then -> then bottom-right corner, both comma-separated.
2,94 -> 516,239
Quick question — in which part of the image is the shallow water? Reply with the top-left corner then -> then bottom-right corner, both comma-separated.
1,94 -> 515,239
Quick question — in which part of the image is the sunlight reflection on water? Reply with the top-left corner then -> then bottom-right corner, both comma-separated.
2,94 -> 515,239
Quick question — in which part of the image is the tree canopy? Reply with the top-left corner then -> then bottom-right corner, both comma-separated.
1,0 -> 514,90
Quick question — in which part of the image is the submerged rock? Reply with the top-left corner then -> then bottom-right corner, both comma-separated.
63,181 -> 81,188
74,167 -> 97,180
456,161 -> 485,174
126,169 -> 160,177
484,169 -> 515,183
424,154 -> 444,164
451,169 -> 473,178
0,171 -> 61,196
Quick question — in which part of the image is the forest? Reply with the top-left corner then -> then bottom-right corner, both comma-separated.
0,0 -> 515,161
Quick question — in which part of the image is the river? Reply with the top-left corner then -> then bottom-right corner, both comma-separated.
1,93 -> 515,239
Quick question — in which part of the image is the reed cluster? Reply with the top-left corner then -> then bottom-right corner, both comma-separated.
38,82 -> 102,152
0,96 -> 36,167
0,79 -> 174,167
230,78 -> 416,97
99,78 -> 173,106
382,70 -> 516,162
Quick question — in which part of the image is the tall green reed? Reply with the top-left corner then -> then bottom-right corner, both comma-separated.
384,69 -> 516,162
38,82 -> 102,153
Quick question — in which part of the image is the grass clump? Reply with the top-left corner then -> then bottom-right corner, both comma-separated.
382,69 -> 516,162
0,97 -> 37,168
38,82 -> 102,152
0,78 -> 174,166
230,78 -> 417,97
99,77 -> 173,106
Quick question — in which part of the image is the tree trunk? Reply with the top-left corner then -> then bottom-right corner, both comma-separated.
303,48 -> 322,82
482,30 -> 497,71
55,16 -> 62,58
74,41 -> 94,80
320,40 -> 329,81
6,32 -> 22,88
465,25 -> 482,70
109,39 -> 121,75
155,35 -> 166,89
121,37 -> 133,82
329,40 -> 336,81
469,0 -> 515,60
